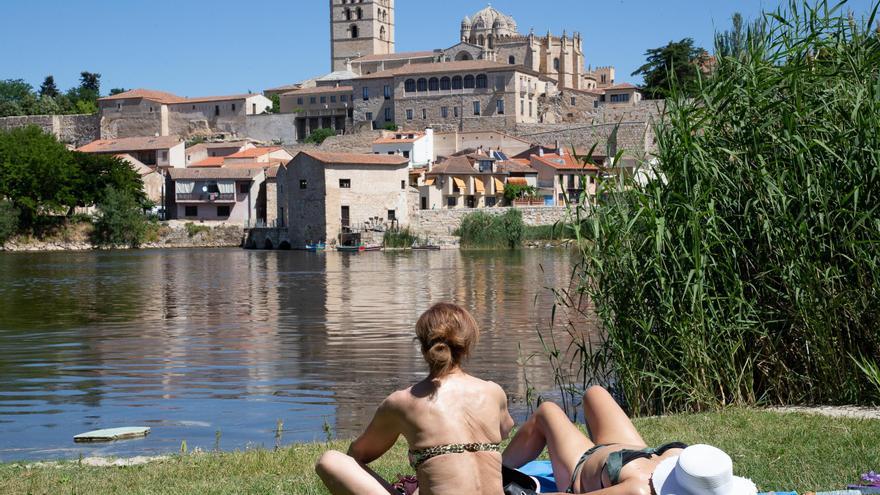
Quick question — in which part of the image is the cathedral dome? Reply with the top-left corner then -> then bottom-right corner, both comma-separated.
461,15 -> 471,27
469,4 -> 518,33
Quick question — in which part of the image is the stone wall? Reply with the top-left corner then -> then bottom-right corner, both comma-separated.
245,114 -> 299,144
0,114 -> 100,147
410,206 -> 573,239
513,121 -> 653,158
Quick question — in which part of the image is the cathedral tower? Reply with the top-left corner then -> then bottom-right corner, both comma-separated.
330,0 -> 395,72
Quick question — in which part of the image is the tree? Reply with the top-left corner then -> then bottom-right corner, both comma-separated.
0,126 -> 79,225
0,201 -> 18,245
503,183 -> 537,204
0,79 -> 35,116
39,76 -> 59,98
304,128 -> 337,145
92,187 -> 149,248
109,88 -> 127,96
79,72 -> 101,94
71,152 -> 147,212
715,12 -> 766,60
632,39 -> 706,99
268,94 -> 281,113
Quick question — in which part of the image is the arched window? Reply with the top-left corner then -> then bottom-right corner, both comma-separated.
428,77 -> 439,91
405,79 -> 416,92
478,34 -> 485,46
451,76 -> 463,90
417,78 -> 428,92
350,24 -> 359,38
488,35 -> 494,49
344,8 -> 351,20
356,7 -> 363,19
380,26 -> 386,40
553,58 -> 560,71
440,77 -> 451,90
508,56 -> 516,65
475,74 -> 488,89
454,51 -> 473,61
463,75 -> 475,89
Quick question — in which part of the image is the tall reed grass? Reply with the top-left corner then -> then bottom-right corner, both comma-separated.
558,1 -> 880,415
456,209 -> 525,249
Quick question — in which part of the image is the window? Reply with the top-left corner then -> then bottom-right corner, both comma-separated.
214,105 -> 220,116
239,183 -> 249,194
231,103 -> 236,112
486,197 -> 497,207
473,100 -> 481,116
440,77 -> 451,90
384,85 -> 392,99
344,7 -> 351,20
529,101 -> 533,117
339,179 -> 351,188
428,78 -> 439,91
401,180 -> 406,190
297,97 -> 304,105
447,196 -> 457,207
116,103 -> 121,110
403,151 -> 410,158
356,7 -> 362,19
365,112 -> 373,121
310,97 -> 317,104
384,107 -> 392,121
351,24 -> 359,38
452,76 -> 463,90
300,179 -> 308,189
454,106 -> 459,118
217,205 -> 231,217
610,93 -> 631,103
362,87 -> 369,100
160,151 -> 168,162
417,78 -> 428,92
570,96 -> 577,105
441,106 -> 448,118
553,58 -> 560,71
387,209 -> 396,221
464,75 -> 475,89
405,79 -> 416,92
341,94 -> 348,102
406,109 -> 414,120
495,76 -> 505,90
520,99 -> 525,116
185,206 -> 198,217
479,160 -> 492,173
421,109 -> 427,119
475,74 -> 488,89
496,99 -> 505,115
331,95 -> 337,103
252,103 -> 257,113
508,56 -> 516,65
320,96 -> 327,104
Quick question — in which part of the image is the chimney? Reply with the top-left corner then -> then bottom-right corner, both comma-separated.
538,147 -> 544,157
556,140 -> 563,155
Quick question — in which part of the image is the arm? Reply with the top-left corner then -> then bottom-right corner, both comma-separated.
347,397 -> 402,465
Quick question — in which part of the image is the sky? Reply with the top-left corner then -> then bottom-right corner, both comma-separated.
0,0 -> 876,97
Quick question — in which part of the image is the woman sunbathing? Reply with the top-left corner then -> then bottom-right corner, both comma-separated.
316,302 -> 515,495
502,386 -> 757,495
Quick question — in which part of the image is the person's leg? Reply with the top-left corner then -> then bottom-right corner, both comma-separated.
582,386 -> 646,447
315,450 -> 396,495
502,402 -> 592,491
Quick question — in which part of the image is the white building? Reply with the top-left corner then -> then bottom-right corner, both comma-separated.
371,128 -> 434,168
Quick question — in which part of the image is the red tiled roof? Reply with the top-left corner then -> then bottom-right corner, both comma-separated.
299,150 -> 409,166
78,136 -> 182,153
98,89 -> 182,104
497,160 -> 538,174
605,83 -> 639,91
427,156 -> 482,175
171,94 -> 261,105
226,146 -> 282,159
353,51 -> 436,63
282,85 -> 353,96
373,132 -> 425,145
169,168 -> 263,180
531,153 -> 598,171
190,157 -> 225,167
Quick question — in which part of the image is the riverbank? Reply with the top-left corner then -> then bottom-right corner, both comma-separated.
2,409 -> 877,494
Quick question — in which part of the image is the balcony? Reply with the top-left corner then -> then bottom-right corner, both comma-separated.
176,192 -> 235,203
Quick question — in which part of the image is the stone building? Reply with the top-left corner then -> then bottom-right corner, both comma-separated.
351,60 -> 554,132
169,167 -> 267,225
78,135 -> 186,169
280,85 -> 354,138
371,129 -> 433,168
330,0 -> 395,72
286,150 -> 410,247
420,150 -> 520,210
432,130 -> 531,159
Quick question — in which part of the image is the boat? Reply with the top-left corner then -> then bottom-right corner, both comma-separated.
74,426 -> 151,443
412,245 -> 441,251
336,244 -> 365,253
362,245 -> 383,252
305,242 -> 326,252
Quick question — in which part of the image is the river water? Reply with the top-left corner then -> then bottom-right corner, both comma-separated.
0,248 -> 587,461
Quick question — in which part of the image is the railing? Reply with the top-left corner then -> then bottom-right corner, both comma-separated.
176,193 -> 235,202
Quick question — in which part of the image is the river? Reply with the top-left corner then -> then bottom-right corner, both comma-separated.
0,248 -> 588,461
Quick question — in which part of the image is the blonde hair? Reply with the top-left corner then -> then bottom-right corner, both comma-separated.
415,303 -> 479,378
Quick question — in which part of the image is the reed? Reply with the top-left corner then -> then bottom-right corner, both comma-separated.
382,227 -> 419,248
557,0 -> 880,415
456,209 -> 525,249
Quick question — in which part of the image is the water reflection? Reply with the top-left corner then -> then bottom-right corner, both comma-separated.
0,249 -> 586,461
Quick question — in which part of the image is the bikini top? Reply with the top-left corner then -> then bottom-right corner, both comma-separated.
408,442 -> 501,469
567,442 -> 688,493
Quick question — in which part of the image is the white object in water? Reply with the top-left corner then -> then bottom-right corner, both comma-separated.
74,427 -> 151,443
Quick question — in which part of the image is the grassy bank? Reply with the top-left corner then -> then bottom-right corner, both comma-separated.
2,410 -> 878,494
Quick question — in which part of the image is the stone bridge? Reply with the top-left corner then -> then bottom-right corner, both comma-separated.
244,227 -> 291,250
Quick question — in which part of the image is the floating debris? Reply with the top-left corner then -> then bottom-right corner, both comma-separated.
73,427 -> 151,443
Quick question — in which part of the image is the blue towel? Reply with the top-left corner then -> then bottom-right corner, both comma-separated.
518,461 -> 558,492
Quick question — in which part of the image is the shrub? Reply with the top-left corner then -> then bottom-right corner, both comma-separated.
185,222 -> 211,238
304,128 -> 336,145
0,200 -> 19,245
554,1 -> 880,415
92,188 -> 148,248
499,208 -> 524,249
456,209 -> 525,249
383,227 -> 418,248
383,122 -> 399,131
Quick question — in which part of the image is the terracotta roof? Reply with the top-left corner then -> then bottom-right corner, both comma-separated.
282,85 -> 353,96
264,83 -> 302,93
226,146 -> 282,159
78,136 -> 182,153
186,141 -> 249,152
266,164 -> 284,179
116,154 -> 156,176
99,89 -> 182,104
497,160 -> 538,174
171,94 -> 261,104
190,157 -> 226,167
353,51 -> 437,63
222,161 -> 280,170
428,156 -> 479,175
169,168 -> 263,180
531,153 -> 597,171
358,60 -> 539,79
299,150 -> 409,166
373,132 -> 425,145
605,83 -> 639,91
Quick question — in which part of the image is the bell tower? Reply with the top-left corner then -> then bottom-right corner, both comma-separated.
330,0 -> 395,72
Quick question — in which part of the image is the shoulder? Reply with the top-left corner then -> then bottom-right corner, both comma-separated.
380,387 -> 413,414
470,377 -> 508,402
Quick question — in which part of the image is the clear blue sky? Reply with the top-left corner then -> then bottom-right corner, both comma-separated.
0,0 -> 875,97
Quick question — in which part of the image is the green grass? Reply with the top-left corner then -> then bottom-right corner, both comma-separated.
524,223 -> 576,241
1,410 -> 877,494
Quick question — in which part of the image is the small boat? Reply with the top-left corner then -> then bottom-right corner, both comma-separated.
305,243 -> 326,252
413,245 -> 441,251
336,244 -> 365,253
74,426 -> 151,443
362,245 -> 383,252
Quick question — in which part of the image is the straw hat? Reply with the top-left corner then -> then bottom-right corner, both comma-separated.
651,444 -> 758,495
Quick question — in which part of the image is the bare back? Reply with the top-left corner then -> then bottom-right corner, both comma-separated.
387,372 -> 514,495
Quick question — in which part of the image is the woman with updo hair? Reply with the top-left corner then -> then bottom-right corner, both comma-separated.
316,302 -> 514,495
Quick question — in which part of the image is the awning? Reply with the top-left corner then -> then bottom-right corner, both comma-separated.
474,177 -> 485,194
494,178 -> 505,193
453,177 -> 467,189
424,177 -> 436,186
508,177 -> 528,186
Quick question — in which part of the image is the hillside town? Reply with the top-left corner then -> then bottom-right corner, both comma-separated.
2,2 -> 662,249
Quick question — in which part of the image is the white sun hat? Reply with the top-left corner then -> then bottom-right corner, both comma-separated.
651,444 -> 758,495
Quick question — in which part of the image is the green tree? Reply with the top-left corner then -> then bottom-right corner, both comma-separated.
304,128 -> 336,145
503,183 -> 537,204
632,38 -> 706,99
39,76 -> 59,98
0,126 -> 79,225
79,72 -> 101,94
499,208 -> 525,249
71,152 -> 147,212
0,200 -> 18,245
0,79 -> 35,117
268,94 -> 281,113
92,187 -> 149,248
715,12 -> 766,59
